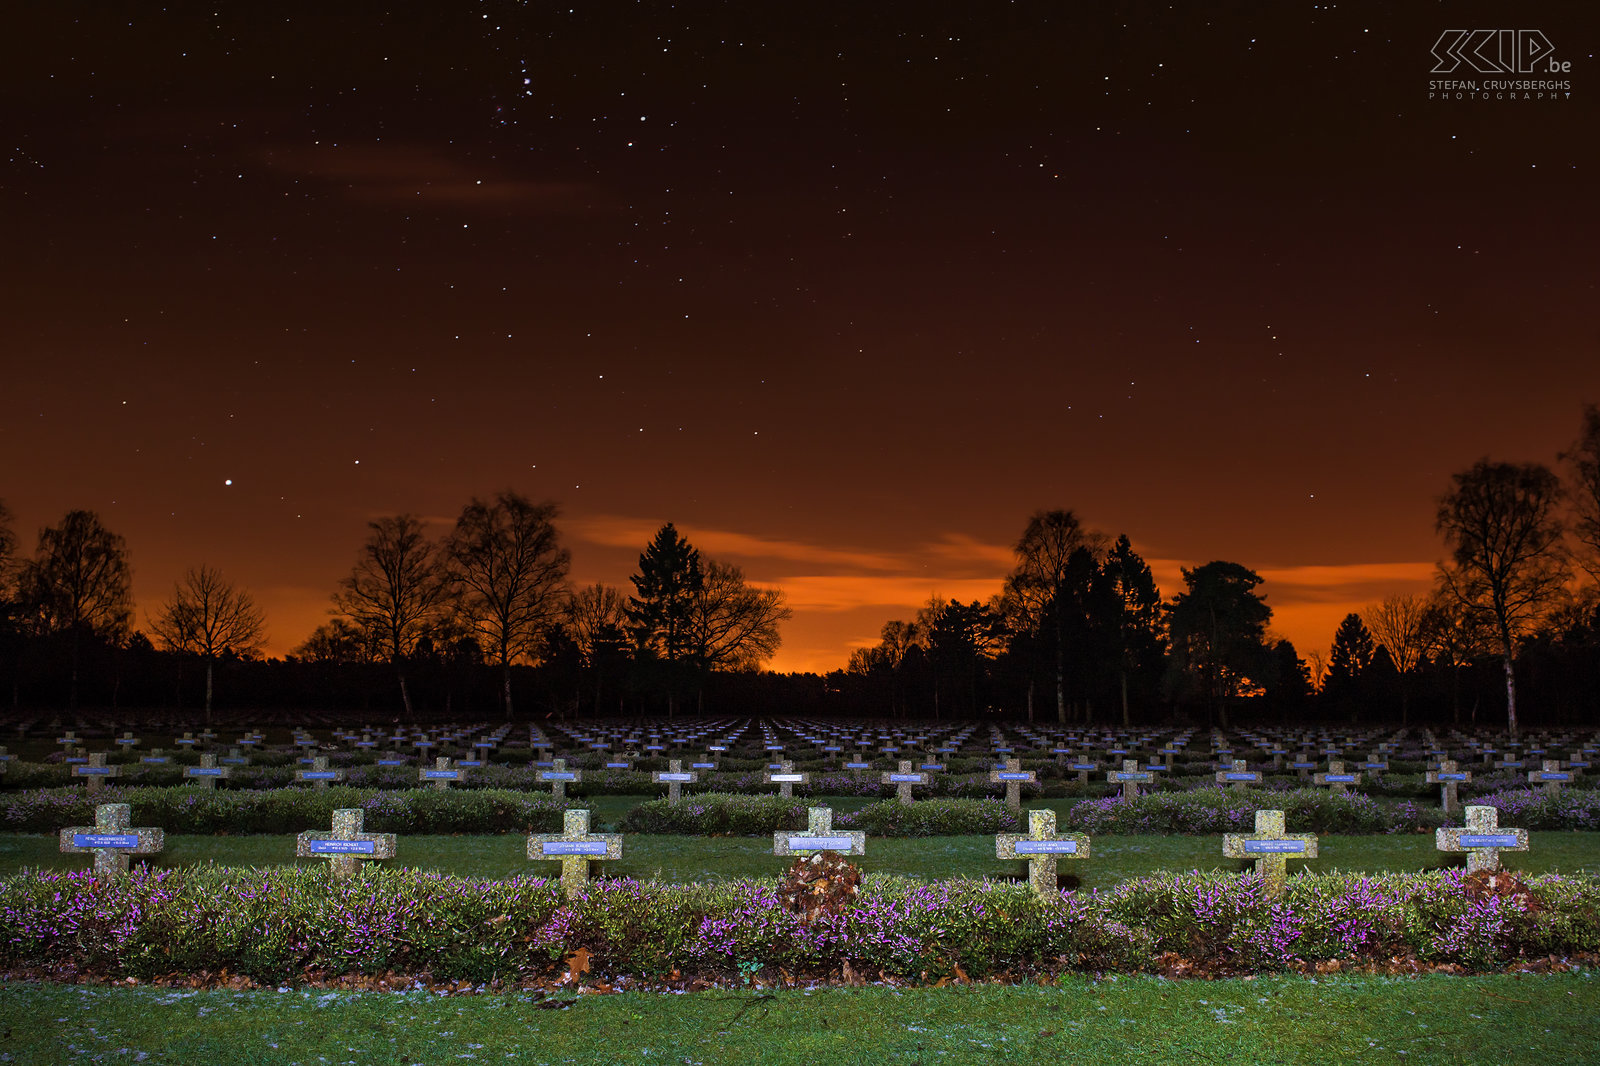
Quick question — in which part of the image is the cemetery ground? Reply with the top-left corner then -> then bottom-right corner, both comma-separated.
4,721 -> 1600,1062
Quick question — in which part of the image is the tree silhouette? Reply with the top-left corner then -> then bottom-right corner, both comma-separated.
1005,510 -> 1103,724
1324,612 -> 1375,720
19,510 -> 133,707
1436,459 -> 1569,737
687,560 -> 790,672
333,514 -> 448,716
1096,534 -> 1165,725
566,582 -> 630,714
1364,593 -> 1428,724
1561,403 -> 1600,585
1165,561 -> 1271,728
445,492 -> 571,720
627,523 -> 703,715
150,565 -> 266,723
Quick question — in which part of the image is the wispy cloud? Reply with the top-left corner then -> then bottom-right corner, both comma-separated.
778,575 -> 1005,612
260,143 -> 595,211
568,515 -> 912,573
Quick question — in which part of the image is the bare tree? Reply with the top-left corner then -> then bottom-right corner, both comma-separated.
1560,403 -> 1600,585
150,566 -> 266,722
688,560 -> 790,673
1420,590 -> 1494,726
1363,593 -> 1428,724
19,510 -> 134,707
293,618 -> 378,665
567,582 -> 629,712
445,493 -> 571,720
333,514 -> 448,716
1436,460 -> 1569,737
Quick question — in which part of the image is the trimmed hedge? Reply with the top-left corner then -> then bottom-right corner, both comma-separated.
2,864 -> 1595,983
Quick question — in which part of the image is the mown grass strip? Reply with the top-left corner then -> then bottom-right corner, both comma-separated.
2,973 -> 1595,1065
5,830 -> 1598,886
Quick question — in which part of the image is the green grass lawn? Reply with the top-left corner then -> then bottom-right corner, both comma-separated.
2,973 -> 1596,1065
8,828 -> 1598,886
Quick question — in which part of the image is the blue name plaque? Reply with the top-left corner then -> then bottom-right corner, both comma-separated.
376,759 -> 406,766
423,770 -> 460,779
996,772 -> 1033,781
769,774 -> 804,782
1224,773 -> 1258,781
845,762 -> 871,769
1539,773 -> 1570,781
788,836 -> 853,850
1436,773 -> 1467,781
1016,840 -> 1078,854
605,762 -> 631,769
542,841 -> 607,856
74,833 -> 139,848
300,771 -> 339,780
1460,834 -> 1520,848
1243,840 -> 1306,854
888,774 -> 924,782
1323,774 -> 1357,783
540,772 -> 577,781
692,762 -> 716,769
185,767 -> 224,777
657,773 -> 693,781
73,767 -> 114,776
308,839 -> 376,855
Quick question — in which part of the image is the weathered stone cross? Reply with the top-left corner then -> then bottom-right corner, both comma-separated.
539,758 -> 581,802
1313,760 -> 1361,795
1436,805 -> 1528,874
419,755 -> 466,791
1425,759 -> 1472,813
764,760 -> 810,800
1526,759 -> 1575,798
652,759 -> 698,805
183,753 -> 231,789
1107,758 -> 1152,801
996,808 -> 1089,898
1222,809 -> 1318,900
59,803 -> 163,877
772,806 -> 865,857
1215,759 -> 1261,792
296,755 -> 345,789
72,751 -> 120,793
527,809 -> 622,898
989,758 -> 1037,810
882,760 -> 929,805
297,808 -> 396,879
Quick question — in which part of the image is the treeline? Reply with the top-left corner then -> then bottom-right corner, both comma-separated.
1,406 -> 1597,730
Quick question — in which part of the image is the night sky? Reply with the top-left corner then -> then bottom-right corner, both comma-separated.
6,3 -> 1597,674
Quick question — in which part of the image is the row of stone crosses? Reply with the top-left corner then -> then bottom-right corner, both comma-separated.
60,800 -> 1533,903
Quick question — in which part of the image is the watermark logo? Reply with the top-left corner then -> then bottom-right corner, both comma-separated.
1430,30 -> 1565,74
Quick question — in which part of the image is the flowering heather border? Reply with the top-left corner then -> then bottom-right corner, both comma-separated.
1,865 -> 1596,984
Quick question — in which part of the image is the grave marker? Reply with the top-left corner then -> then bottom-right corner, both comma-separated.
772,806 -> 865,857
538,758 -> 581,802
419,755 -> 466,791
1106,758 -> 1152,801
764,760 -> 810,800
59,803 -> 163,877
1425,759 -> 1472,813
1526,759 -> 1575,798
989,758 -> 1037,810
881,760 -> 929,805
1313,760 -> 1361,795
296,755 -> 345,789
995,808 -> 1089,898
71,751 -> 120,793
1215,758 -> 1261,792
297,808 -> 396,879
1436,805 -> 1528,874
183,753 -> 231,789
1222,809 -> 1318,899
652,759 -> 699,805
527,809 -> 622,899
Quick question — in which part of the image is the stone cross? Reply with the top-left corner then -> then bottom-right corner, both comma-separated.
527,809 -> 622,899
764,760 -> 810,799
297,808 -> 396,879
1222,809 -> 1318,900
843,751 -> 873,772
114,731 -> 140,749
296,755 -> 345,790
1363,751 -> 1389,776
1436,805 -> 1528,874
1526,759 -> 1575,798
652,759 -> 699,805
183,753 -> 231,789
772,806 -> 865,857
56,730 -> 81,751
419,755 -> 466,791
1313,761 -> 1361,795
60,803 -> 163,877
175,731 -> 199,749
539,758 -> 581,802
1067,757 -> 1099,786
1425,759 -> 1472,813
996,808 -> 1089,898
221,747 -> 250,766
1215,759 -> 1261,792
989,758 -> 1037,810
1107,758 -> 1152,801
72,751 -> 120,793
882,760 -> 929,805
